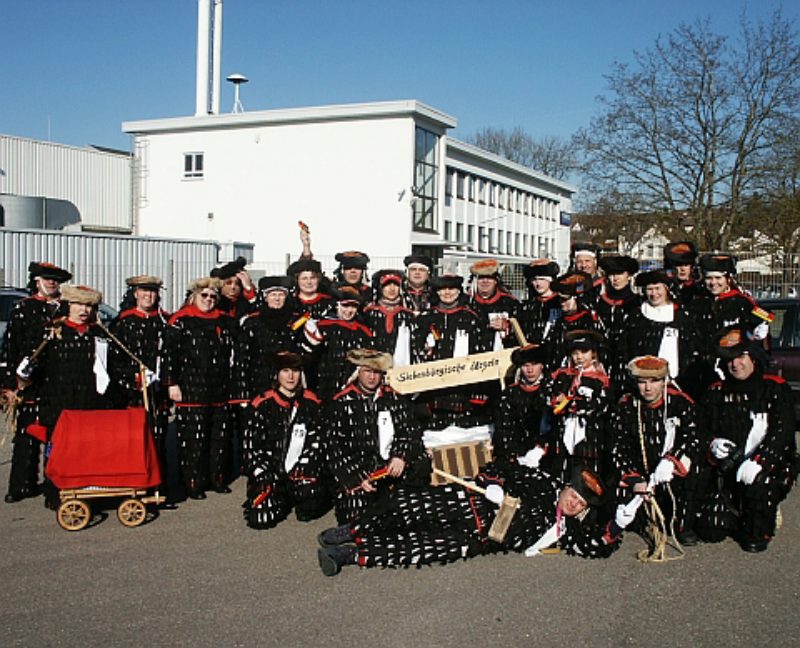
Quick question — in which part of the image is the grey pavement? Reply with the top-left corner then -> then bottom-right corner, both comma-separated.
1,427 -> 799,648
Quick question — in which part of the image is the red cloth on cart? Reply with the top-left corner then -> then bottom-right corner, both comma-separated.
46,409 -> 162,489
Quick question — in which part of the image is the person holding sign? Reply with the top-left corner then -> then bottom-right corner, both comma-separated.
326,349 -> 429,524
242,351 -> 329,529
414,274 -> 493,430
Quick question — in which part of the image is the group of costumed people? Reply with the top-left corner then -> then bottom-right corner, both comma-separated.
2,234 -> 797,577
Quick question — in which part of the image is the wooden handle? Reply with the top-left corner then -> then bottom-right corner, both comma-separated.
509,317 -> 528,346
431,467 -> 486,495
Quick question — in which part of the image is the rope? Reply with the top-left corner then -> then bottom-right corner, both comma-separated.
635,399 -> 685,563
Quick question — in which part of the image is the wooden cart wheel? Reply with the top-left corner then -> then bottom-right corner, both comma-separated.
117,498 -> 147,528
57,499 -> 91,531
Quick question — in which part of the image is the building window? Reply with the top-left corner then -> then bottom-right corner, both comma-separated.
444,220 -> 452,241
478,226 -> 486,252
515,233 -> 521,256
468,224 -> 475,247
507,232 -> 513,255
478,178 -> 486,204
413,126 -> 439,232
498,230 -> 505,253
456,222 -> 464,242
184,152 -> 204,178
488,183 -> 496,207
489,228 -> 496,252
468,176 -> 475,202
446,168 -> 455,197
456,173 -> 465,199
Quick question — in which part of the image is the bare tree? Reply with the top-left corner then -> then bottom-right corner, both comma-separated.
469,127 -> 576,181
574,10 -> 800,250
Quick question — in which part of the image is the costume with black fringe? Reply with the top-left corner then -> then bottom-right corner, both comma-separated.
696,371 -> 796,544
2,294 -> 67,499
162,305 -> 238,494
609,387 -> 701,535
516,293 -> 561,344
326,382 -> 428,524
363,303 -> 417,359
468,290 -> 520,349
542,364 -> 610,483
352,467 -> 620,568
242,388 -> 329,528
493,380 -> 550,469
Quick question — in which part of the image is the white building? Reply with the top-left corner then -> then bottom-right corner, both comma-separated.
122,100 -> 574,273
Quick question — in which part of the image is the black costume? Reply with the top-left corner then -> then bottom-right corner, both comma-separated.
363,303 -> 417,362
610,386 -> 701,535
2,293 -> 66,500
697,371 -> 796,547
242,388 -> 329,528
493,379 -> 550,469
327,381 -> 428,524
162,305 -> 238,496
349,468 -> 620,568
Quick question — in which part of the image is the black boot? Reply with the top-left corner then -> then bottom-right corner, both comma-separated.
317,545 -> 357,576
317,524 -> 354,548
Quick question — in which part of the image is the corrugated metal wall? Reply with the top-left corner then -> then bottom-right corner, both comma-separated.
0,228 -> 219,312
0,134 -> 132,231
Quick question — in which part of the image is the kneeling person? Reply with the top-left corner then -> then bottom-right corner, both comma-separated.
242,351 -> 328,529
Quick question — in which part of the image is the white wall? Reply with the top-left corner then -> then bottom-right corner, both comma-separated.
135,117 -> 415,264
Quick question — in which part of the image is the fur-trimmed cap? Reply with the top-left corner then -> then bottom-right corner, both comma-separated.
188,277 -> 224,294
700,253 -> 737,276
523,259 -> 559,281
470,258 -> 501,277
332,284 -> 366,304
403,254 -> 433,271
570,242 -> 601,259
430,274 -> 464,290
511,344 -> 548,366
346,348 -> 393,371
372,269 -> 405,289
634,269 -> 672,288
258,276 -> 294,292
565,328 -> 604,352
28,262 -> 72,283
268,350 -> 306,370
210,256 -> 248,279
287,258 -> 323,276
569,466 -> 607,507
599,255 -> 639,276
664,241 -> 698,267
61,284 -> 102,306
335,251 -> 370,269
126,275 -> 163,290
627,355 -> 669,379
552,271 -> 593,296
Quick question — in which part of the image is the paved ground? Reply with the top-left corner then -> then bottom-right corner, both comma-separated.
1,423 -> 799,648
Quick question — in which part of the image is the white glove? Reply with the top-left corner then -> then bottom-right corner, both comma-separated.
144,369 -> 157,387
710,438 -> 736,460
753,321 -> 769,341
16,356 -> 35,380
653,458 -> 675,485
485,484 -> 505,505
518,446 -> 545,468
615,495 -> 643,529
305,318 -> 319,336
736,459 -> 762,485
425,332 -> 436,349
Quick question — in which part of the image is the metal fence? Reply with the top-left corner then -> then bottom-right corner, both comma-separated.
1,227 -> 220,312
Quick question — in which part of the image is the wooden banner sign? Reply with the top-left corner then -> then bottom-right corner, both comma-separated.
387,349 -> 515,394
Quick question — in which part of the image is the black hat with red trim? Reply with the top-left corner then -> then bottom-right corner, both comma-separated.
335,251 -> 370,269
664,241 -> 698,267
211,256 -> 248,279
430,274 -> 464,290
28,262 -> 72,283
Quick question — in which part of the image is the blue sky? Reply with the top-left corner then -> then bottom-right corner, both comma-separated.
1,1 -> 797,151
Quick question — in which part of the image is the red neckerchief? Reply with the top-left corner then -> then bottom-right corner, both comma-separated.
119,307 -> 167,319
365,303 -> 410,334
168,305 -> 221,325
318,318 -> 374,336
298,293 -> 330,305
63,318 -> 90,335
474,291 -> 511,305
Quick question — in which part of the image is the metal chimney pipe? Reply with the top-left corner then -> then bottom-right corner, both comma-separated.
211,0 -> 223,115
195,0 -> 211,115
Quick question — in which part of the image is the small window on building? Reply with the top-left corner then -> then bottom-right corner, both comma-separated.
444,220 -> 452,241
507,232 -> 513,255
478,179 -> 486,204
488,183 -> 496,207
184,153 -> 204,178
515,233 -> 521,256
456,222 -> 464,243
456,173 -> 465,199
446,168 -> 455,197
468,176 -> 475,202
468,224 -> 475,247
478,226 -> 487,252
498,230 -> 505,253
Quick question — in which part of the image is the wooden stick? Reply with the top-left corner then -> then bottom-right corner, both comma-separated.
509,317 -> 528,346
431,467 -> 487,495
